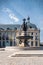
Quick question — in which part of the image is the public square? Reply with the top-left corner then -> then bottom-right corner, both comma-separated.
0,47 -> 43,65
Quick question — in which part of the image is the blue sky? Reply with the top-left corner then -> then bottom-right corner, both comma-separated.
0,0 -> 43,42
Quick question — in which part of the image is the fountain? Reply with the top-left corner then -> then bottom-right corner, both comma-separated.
16,17 -> 33,47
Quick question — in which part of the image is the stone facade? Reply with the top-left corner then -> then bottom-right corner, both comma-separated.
0,17 -> 40,48
16,28 -> 40,47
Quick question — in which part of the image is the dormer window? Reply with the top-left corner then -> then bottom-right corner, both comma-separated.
30,26 -> 32,28
14,27 -> 17,30
7,28 -> 11,30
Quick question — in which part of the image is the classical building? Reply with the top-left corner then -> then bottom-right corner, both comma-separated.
0,17 -> 40,48
0,25 -> 21,48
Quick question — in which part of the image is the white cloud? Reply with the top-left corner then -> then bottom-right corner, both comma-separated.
9,14 -> 19,22
2,8 -> 19,22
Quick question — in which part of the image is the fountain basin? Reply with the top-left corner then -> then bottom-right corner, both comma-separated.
16,36 -> 33,39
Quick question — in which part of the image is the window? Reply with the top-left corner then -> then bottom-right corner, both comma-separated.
6,36 -> 9,40
19,32 -> 21,35
35,36 -> 38,40
35,41 -> 37,46
31,32 -> 33,35
14,40 -> 16,46
3,41 -> 5,47
7,27 -> 11,30
0,33 -> 1,35
6,40 -> 10,46
36,33 -> 37,35
31,37 -> 33,40
10,40 -> 12,46
0,36 -> 1,40
6,40 -> 9,43
31,41 -> 33,46
2,35 -> 5,40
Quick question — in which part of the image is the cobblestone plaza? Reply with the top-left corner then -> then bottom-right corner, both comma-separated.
0,47 -> 43,65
